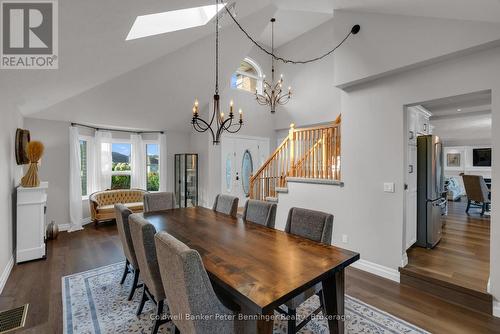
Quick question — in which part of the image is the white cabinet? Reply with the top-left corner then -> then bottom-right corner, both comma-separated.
16,182 -> 48,263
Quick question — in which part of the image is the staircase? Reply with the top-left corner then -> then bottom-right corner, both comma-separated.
250,115 -> 341,201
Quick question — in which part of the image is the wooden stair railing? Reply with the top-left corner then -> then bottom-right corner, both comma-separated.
250,115 -> 341,200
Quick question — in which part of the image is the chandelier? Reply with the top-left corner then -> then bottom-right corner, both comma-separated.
255,18 -> 292,113
191,0 -> 243,145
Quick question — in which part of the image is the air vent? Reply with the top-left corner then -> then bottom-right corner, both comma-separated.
0,304 -> 29,333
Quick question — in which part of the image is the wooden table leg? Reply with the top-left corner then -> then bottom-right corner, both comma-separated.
256,310 -> 274,334
322,269 -> 345,334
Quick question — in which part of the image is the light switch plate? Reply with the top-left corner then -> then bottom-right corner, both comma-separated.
384,182 -> 395,193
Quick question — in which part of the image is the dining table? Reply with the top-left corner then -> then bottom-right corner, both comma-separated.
140,206 -> 360,334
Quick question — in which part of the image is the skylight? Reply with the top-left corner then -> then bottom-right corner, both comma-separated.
126,3 -> 226,41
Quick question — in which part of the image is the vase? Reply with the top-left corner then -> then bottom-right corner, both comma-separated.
21,162 -> 40,187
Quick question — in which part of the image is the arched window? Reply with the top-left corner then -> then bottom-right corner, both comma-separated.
230,57 -> 263,94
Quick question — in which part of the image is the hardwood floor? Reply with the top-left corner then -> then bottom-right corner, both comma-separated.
1,221 -> 499,333
404,199 -> 490,293
0,222 -> 123,334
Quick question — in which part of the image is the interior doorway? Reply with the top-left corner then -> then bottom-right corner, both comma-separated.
220,135 -> 270,205
402,90 -> 492,311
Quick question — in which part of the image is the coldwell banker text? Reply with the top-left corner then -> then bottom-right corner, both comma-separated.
1,0 -> 58,69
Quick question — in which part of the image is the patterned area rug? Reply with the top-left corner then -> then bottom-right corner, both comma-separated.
62,262 -> 429,334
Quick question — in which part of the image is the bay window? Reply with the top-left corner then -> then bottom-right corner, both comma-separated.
78,136 -> 162,196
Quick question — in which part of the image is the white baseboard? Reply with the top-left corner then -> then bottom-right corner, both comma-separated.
0,256 -> 14,294
58,223 -> 70,231
493,300 -> 500,318
351,259 -> 400,283
59,218 -> 92,232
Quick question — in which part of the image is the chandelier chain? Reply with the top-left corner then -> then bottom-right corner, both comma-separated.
215,0 -> 219,94
224,6 -> 355,65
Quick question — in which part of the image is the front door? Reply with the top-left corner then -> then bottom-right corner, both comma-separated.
221,136 -> 269,204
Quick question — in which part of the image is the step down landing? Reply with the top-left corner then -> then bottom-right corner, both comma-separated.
399,265 -> 492,315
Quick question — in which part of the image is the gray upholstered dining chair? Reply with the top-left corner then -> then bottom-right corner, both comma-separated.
462,175 -> 491,215
212,194 -> 239,217
278,207 -> 334,334
129,214 -> 170,334
115,204 -> 141,301
154,231 -> 241,334
242,199 -> 277,228
144,192 -> 176,212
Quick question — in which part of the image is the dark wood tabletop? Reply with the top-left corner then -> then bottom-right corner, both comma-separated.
140,206 -> 359,334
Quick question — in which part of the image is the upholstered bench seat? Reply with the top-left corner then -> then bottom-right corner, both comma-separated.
97,202 -> 143,214
90,189 -> 148,226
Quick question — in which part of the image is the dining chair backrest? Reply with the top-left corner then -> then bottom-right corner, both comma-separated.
129,214 -> 165,300
144,192 -> 176,212
114,204 -> 139,268
285,207 -> 333,244
154,232 -> 237,334
212,194 -> 239,217
242,199 -> 277,228
462,175 -> 490,203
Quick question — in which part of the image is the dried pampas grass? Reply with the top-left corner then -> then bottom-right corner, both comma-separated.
21,141 -> 45,187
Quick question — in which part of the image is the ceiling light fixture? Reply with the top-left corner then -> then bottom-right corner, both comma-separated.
191,0 -> 242,145
255,18 -> 292,113
126,3 -> 226,40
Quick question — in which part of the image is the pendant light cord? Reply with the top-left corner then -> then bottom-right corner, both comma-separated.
224,6 -> 360,65
271,18 -> 275,82
215,0 -> 219,94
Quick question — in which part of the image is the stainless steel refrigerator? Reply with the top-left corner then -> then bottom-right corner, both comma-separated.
416,135 -> 445,248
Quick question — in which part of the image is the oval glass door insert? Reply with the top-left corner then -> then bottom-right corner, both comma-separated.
241,150 -> 253,196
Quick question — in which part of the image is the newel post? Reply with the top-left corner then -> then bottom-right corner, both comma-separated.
289,123 -> 296,177
249,173 -> 254,199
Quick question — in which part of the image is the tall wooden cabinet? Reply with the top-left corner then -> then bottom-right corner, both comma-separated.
16,182 -> 48,263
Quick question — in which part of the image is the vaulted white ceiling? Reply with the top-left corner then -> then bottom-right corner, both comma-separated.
5,0 -> 500,131
333,0 -> 500,23
0,0 -> 274,116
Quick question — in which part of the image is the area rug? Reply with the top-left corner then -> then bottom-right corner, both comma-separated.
62,262 -> 429,334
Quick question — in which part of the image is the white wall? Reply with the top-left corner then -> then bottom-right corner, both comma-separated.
0,105 -> 23,293
24,118 -> 71,228
275,15 -> 500,307
338,47 -> 500,295
332,10 -> 500,87
277,45 -> 500,283
274,19 -> 341,130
